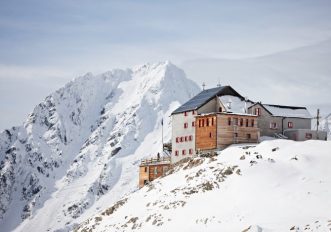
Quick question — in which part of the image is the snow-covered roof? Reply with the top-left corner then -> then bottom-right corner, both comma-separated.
218,95 -> 253,114
172,86 -> 244,115
219,112 -> 257,117
196,112 -> 257,117
263,104 -> 312,119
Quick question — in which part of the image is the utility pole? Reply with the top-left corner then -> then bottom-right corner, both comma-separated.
316,109 -> 320,139
161,118 -> 164,153
202,82 -> 206,90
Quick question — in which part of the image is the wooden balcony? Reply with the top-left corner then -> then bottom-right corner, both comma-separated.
140,156 -> 171,166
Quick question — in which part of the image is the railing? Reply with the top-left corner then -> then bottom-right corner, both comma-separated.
274,133 -> 288,139
140,156 -> 171,165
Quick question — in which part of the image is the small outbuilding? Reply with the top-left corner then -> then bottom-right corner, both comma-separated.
139,156 -> 171,188
284,129 -> 327,141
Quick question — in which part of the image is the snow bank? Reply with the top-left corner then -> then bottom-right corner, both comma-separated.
76,139 -> 331,232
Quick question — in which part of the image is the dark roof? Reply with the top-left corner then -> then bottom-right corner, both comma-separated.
248,102 -> 311,118
263,104 -> 311,118
172,86 -> 244,115
263,104 -> 307,110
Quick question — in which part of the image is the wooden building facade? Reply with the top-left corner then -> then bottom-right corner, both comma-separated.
195,113 -> 259,151
139,157 -> 171,188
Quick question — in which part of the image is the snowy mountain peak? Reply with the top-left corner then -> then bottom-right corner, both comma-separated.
0,62 -> 200,232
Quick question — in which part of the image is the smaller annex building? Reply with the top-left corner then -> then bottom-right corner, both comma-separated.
247,103 -> 327,140
139,156 -> 170,188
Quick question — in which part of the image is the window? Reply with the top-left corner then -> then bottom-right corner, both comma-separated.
154,168 -> 158,175
234,133 -> 238,137
175,150 -> 179,156
189,135 -> 193,141
251,119 -> 255,127
211,117 -> 214,126
144,167 -> 148,172
228,118 -> 231,126
182,150 -> 186,155
192,110 -> 196,115
288,122 -> 293,128
163,166 -> 168,173
247,134 -> 251,139
270,122 -> 277,129
305,133 -> 312,139
240,118 -> 243,126
192,121 -> 195,127
206,118 -> 209,127
184,123 -> 188,128
176,137 -> 179,143
198,119 -> 201,127
254,108 -> 261,116
185,136 -> 188,142
180,137 -> 184,142
184,112 -> 188,116
219,107 -> 222,112
202,119 -> 205,127
234,118 -> 238,126
189,149 -> 193,155
209,132 -> 212,138
245,119 -> 249,127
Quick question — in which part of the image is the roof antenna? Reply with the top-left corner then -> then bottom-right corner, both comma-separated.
217,79 -> 221,87
244,96 -> 248,113
202,82 -> 206,90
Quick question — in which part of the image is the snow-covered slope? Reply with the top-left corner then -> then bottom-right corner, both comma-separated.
0,61 -> 200,232
76,139 -> 331,232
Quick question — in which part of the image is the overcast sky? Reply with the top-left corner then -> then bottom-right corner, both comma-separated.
1,0 -> 331,130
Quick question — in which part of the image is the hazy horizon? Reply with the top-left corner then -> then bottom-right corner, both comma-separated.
1,0 -> 331,130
